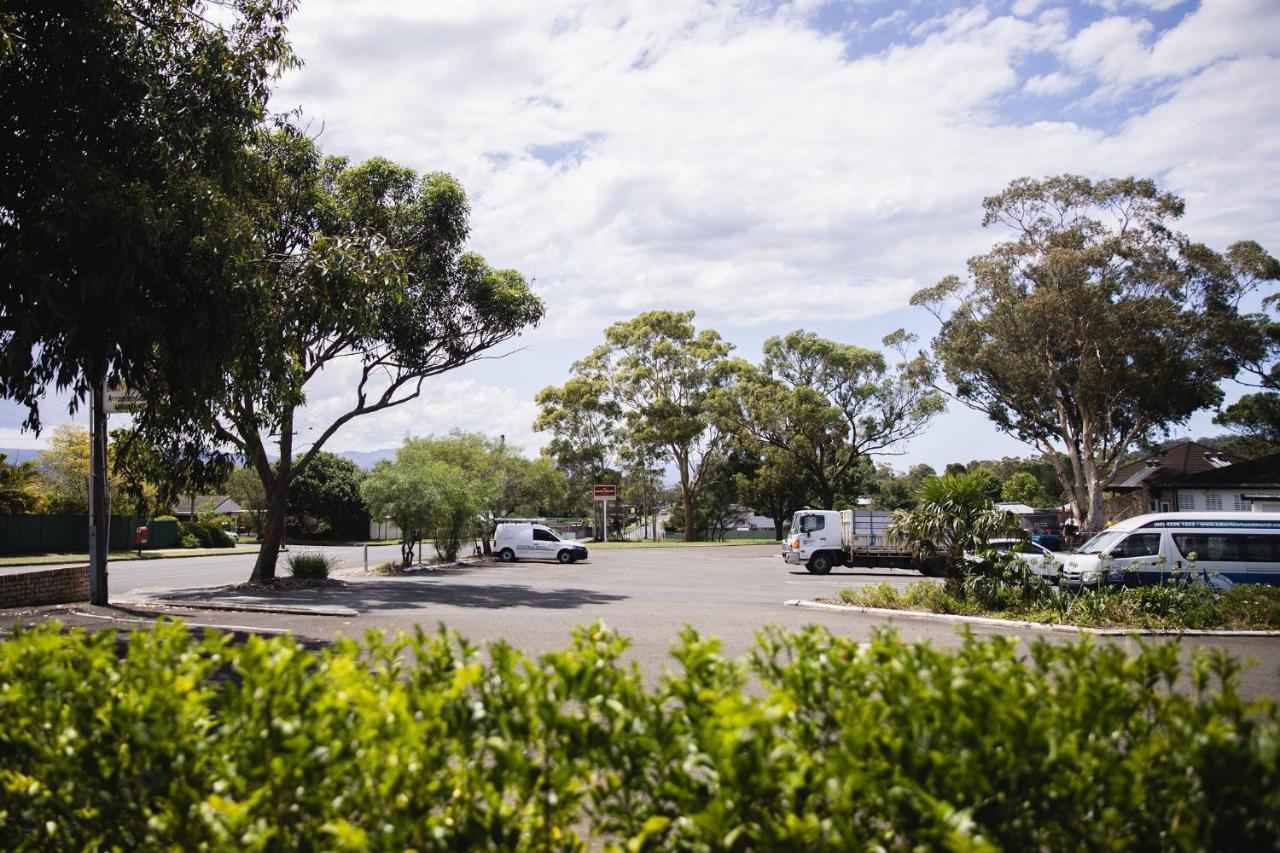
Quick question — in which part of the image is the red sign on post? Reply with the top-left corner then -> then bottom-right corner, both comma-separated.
593,484 -> 617,500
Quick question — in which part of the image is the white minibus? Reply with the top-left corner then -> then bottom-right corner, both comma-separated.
1059,512 -> 1280,587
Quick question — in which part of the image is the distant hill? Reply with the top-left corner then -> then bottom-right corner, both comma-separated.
0,447 -> 42,464
334,448 -> 397,470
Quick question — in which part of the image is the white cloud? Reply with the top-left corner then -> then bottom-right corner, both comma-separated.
243,0 -> 1280,468
1024,70 -> 1083,95
1062,0 -> 1280,92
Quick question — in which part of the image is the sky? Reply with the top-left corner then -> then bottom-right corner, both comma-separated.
4,0 -> 1280,472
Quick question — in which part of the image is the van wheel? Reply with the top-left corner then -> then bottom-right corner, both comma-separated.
807,553 -> 833,575
499,548 -> 515,562
557,550 -> 574,564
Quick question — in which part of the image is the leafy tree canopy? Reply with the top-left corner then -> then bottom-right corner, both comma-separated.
0,0 -> 295,438
717,329 -> 943,509
288,452 -> 368,538
913,175 -> 1279,531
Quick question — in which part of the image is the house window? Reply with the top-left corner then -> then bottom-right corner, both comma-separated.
1205,493 -> 1223,511
1177,493 -> 1196,511
1234,495 -> 1252,511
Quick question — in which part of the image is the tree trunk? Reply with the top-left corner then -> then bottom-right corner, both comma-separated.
251,483 -> 287,583
682,489 -> 696,542
401,531 -> 415,567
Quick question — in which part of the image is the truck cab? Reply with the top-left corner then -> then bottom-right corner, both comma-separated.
783,510 -> 845,574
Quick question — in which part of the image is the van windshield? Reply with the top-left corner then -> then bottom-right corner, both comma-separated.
1077,530 -> 1124,555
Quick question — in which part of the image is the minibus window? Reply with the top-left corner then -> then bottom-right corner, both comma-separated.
1113,533 -> 1161,558
1173,534 -> 1244,561
533,528 -> 557,542
1245,535 -> 1280,562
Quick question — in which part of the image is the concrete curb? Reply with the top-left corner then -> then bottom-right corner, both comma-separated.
783,599 -> 1280,637
122,598 -> 358,618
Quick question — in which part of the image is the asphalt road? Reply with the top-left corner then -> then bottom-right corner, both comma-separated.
7,543 -> 1279,699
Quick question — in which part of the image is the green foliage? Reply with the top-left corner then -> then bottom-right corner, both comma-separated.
361,441 -> 484,565
287,452 -> 367,538
1,621 -> 1276,849
0,453 -> 43,514
1215,392 -> 1280,457
914,174 -> 1280,531
286,551 -> 337,580
837,578 -> 1280,630
717,329 -> 944,509
176,520 -> 233,550
0,0 -> 295,442
1000,470 -> 1052,507
886,471 -> 1024,592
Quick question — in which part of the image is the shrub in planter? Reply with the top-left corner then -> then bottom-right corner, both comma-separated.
286,550 -> 338,579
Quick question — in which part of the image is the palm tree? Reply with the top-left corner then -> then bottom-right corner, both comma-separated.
0,453 -> 45,514
887,471 -> 1021,594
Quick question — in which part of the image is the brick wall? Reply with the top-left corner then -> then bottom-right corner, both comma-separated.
0,565 -> 90,608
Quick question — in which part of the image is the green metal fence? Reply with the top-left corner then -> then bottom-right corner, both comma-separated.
0,515 -> 177,554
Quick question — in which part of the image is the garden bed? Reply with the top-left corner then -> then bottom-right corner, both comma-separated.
824,580 -> 1280,631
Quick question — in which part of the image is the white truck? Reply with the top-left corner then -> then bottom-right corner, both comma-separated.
782,509 -> 944,576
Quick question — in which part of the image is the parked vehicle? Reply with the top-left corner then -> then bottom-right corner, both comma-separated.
978,538 -> 1065,580
1059,512 -> 1280,587
493,523 -> 588,564
783,509 -> 945,576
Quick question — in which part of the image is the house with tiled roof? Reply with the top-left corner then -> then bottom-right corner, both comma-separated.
1106,440 -> 1279,519
171,495 -> 246,519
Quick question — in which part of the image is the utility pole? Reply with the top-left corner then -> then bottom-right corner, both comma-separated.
88,379 -> 109,605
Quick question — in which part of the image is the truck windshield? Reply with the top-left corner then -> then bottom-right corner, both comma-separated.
795,514 -> 825,533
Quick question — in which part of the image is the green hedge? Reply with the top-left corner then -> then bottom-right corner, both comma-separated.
1,621 -> 1277,849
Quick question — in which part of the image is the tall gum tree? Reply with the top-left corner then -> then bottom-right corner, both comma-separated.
218,129 -> 543,582
540,311 -> 732,540
913,175 -> 1279,532
716,330 -> 944,509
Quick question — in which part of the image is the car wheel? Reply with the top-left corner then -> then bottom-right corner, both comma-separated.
807,553 -> 833,575
557,549 -> 573,564
499,548 -> 515,562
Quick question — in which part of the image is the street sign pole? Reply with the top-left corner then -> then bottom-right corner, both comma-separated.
593,484 -> 618,543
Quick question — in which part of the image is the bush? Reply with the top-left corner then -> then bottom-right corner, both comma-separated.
175,520 -> 233,549
286,550 -> 338,580
0,622 -> 1276,849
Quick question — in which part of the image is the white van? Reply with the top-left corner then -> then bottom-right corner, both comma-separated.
1060,512 -> 1280,587
492,523 -> 589,564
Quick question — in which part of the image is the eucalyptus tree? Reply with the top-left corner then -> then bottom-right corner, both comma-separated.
534,375 -> 621,515
541,311 -> 733,540
219,129 -> 543,582
913,175 -> 1279,532
716,330 -> 943,510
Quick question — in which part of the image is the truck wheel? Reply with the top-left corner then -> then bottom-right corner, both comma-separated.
499,548 -> 516,562
807,553 -> 834,575
557,549 -> 573,564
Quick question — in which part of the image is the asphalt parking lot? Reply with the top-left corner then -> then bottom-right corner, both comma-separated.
6,543 -> 1280,698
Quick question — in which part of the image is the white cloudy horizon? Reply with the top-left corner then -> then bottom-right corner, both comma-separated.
5,0 -> 1279,474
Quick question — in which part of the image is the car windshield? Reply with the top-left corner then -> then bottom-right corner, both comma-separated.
1076,530 -> 1124,555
